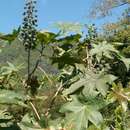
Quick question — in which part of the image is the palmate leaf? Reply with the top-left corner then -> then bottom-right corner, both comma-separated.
51,34 -> 82,69
57,34 -> 81,45
51,51 -> 81,69
60,96 -> 103,130
53,22 -> 83,35
90,41 -> 118,61
0,90 -> 28,107
63,70 -> 116,96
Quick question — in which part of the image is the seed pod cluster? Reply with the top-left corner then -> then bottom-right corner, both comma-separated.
88,24 -> 97,40
85,24 -> 97,50
21,0 -> 38,49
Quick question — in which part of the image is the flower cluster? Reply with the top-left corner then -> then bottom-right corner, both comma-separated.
21,0 -> 38,49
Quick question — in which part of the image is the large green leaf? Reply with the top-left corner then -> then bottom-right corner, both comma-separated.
51,51 -> 81,69
90,41 -> 118,61
63,70 -> 116,96
60,96 -> 103,130
53,22 -> 83,35
57,34 -> 81,45
0,90 -> 28,107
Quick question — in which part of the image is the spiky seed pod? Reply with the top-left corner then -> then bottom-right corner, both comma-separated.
21,0 -> 38,50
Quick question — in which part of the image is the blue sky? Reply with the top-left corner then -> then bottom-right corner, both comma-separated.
0,0 -> 128,33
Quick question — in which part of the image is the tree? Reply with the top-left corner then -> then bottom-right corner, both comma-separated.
90,0 -> 130,17
102,7 -> 130,43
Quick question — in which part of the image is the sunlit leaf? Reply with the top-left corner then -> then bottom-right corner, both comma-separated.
63,70 -> 116,96
53,22 -> 83,35
90,41 -> 118,61
60,96 -> 103,130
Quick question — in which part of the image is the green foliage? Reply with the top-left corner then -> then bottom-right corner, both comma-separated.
0,28 -> 20,44
60,96 -> 103,130
90,0 -> 130,17
37,31 -> 57,44
53,22 -> 83,35
0,90 -> 28,107
0,11 -> 130,130
90,41 -> 118,61
63,70 -> 116,96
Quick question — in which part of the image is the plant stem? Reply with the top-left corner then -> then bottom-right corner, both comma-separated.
38,66 -> 53,85
27,48 -> 31,81
45,82 -> 63,116
29,43 -> 44,77
29,101 -> 41,121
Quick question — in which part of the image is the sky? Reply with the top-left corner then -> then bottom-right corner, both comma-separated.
0,0 -> 128,33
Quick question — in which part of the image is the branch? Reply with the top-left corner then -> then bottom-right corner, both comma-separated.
110,2 -> 129,9
38,66 -> 53,85
45,82 -> 63,116
91,1 -> 129,18
29,43 -> 44,77
49,81 -> 63,107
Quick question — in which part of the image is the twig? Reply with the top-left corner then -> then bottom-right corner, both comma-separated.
113,90 -> 129,101
50,81 -> 63,107
38,66 -> 53,86
110,125 -> 115,130
110,2 -> 129,10
83,45 -> 93,70
45,81 -> 63,116
29,101 -> 41,121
